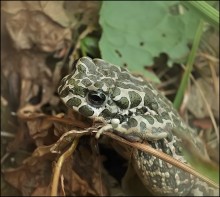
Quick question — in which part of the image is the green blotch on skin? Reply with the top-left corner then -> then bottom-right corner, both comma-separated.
67,78 -> 76,85
151,102 -> 159,111
144,94 -> 151,106
119,72 -> 130,80
144,92 -> 156,107
161,112 -> 170,120
127,83 -> 141,91
128,118 -> 138,127
79,105 -> 94,117
157,94 -> 172,112
112,87 -> 121,98
143,87 -> 155,103
154,115 -> 163,123
77,64 -> 87,73
99,69 -> 108,76
62,74 -> 73,83
140,121 -> 147,132
66,97 -> 82,107
74,86 -> 86,97
116,82 -> 129,89
81,79 -> 92,86
59,77 -> 67,87
129,91 -> 142,108
94,81 -> 104,89
115,97 -> 129,109
80,58 -> 96,73
101,78 -> 114,86
74,72 -> 86,79
143,115 -> 154,125
100,109 -> 114,119
59,87 -> 69,98
88,75 -> 98,82
110,65 -> 120,73
172,114 -> 181,126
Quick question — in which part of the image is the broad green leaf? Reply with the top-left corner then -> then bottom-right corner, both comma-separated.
99,1 -> 200,82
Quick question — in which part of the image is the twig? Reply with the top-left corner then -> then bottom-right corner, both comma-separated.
102,131 -> 219,189
51,136 -> 80,196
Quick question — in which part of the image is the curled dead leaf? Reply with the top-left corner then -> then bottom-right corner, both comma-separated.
187,78 -> 219,119
5,10 -> 71,52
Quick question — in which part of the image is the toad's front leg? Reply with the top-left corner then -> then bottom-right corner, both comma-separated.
96,115 -> 173,141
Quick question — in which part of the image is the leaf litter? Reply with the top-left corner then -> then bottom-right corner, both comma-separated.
1,1 -> 108,196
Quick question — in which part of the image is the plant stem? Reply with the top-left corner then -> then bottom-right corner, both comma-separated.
182,1 -> 219,27
173,20 -> 204,109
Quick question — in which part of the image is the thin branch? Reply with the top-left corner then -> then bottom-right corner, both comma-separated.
51,136 -> 80,196
102,131 -> 219,189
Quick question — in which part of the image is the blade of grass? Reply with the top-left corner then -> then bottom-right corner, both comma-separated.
173,20 -> 204,109
181,1 -> 219,27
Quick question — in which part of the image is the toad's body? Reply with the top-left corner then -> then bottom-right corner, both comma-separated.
58,57 -> 218,196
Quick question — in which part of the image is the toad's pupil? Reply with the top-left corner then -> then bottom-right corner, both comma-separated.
87,90 -> 106,107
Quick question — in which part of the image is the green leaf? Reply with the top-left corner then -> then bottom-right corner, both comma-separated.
81,36 -> 99,57
99,1 -> 201,82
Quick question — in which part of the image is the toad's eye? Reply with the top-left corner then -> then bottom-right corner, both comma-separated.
87,90 -> 106,107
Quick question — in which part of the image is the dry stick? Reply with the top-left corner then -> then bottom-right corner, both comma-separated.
49,125 -> 218,195
208,61 -> 219,97
51,136 -> 80,196
103,131 -> 219,189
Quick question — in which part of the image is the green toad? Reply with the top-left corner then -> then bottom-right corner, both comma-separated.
58,57 -> 218,196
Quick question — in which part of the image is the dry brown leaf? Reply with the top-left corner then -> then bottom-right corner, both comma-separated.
2,50 -> 58,109
187,77 -> 219,119
5,9 -> 71,52
64,1 -> 100,27
12,51 -> 62,108
2,1 -> 43,15
6,123 -> 32,153
3,159 -> 52,196
2,1 -> 73,28
27,119 -> 53,146
193,118 -> 213,130
2,1 -> 100,54
62,160 -> 93,195
71,143 -> 109,195
31,186 -> 51,196
1,1 -> 113,196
